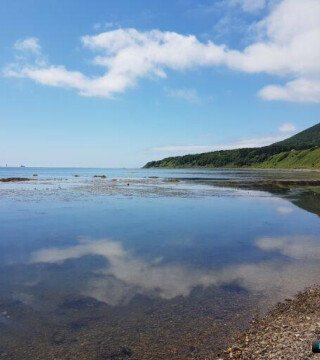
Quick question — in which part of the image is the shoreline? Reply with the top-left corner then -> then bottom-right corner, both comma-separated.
217,286 -> 320,359
145,166 -> 320,172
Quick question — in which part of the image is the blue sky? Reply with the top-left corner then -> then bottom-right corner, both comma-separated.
1,0 -> 319,167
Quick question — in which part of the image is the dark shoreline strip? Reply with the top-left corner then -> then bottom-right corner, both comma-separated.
0,177 -> 33,182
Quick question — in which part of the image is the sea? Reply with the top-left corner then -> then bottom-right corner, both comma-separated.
0,167 -> 319,359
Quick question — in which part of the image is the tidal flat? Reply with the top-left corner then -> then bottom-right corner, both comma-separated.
0,168 -> 320,359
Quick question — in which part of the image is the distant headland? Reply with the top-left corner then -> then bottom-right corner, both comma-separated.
144,123 -> 320,169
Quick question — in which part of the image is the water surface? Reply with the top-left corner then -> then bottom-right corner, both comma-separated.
0,168 -> 319,359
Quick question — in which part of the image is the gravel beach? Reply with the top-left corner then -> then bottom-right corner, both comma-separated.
218,286 -> 320,359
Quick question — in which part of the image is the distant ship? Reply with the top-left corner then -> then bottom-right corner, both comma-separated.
20,165 -> 26,168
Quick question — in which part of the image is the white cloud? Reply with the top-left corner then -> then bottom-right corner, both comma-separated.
3,65 -> 107,97
152,134 -> 287,156
166,88 -> 201,104
4,0 -> 320,102
259,79 -> 320,103
278,122 -> 296,133
5,29 -> 227,98
14,37 -> 41,53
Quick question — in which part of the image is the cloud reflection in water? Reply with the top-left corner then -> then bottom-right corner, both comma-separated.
31,239 -> 218,304
30,235 -> 320,305
276,206 -> 294,215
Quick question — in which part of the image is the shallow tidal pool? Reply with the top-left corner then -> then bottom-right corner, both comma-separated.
1,168 -> 320,359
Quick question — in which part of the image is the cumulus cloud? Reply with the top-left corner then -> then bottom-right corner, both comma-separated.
4,65 -> 91,94
4,29 -> 226,98
4,0 -> 320,102
259,79 -> 320,103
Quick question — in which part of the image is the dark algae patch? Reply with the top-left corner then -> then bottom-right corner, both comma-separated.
0,177 -> 32,182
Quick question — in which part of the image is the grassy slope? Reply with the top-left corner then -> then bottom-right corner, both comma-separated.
257,148 -> 320,169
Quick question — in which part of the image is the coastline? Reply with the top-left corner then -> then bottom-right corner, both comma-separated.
144,166 -> 320,172
218,286 -> 320,359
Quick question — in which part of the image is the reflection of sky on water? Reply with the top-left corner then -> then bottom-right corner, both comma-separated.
276,206 -> 294,215
28,234 -> 320,306
0,171 -> 320,312
2,167 -> 317,181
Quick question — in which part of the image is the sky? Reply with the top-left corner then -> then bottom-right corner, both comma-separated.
1,0 -> 319,167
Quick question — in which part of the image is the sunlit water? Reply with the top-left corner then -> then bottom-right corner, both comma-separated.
0,168 -> 319,359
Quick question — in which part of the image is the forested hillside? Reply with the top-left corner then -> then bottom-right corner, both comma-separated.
144,123 -> 320,169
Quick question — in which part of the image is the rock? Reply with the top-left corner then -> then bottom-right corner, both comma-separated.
120,347 -> 133,356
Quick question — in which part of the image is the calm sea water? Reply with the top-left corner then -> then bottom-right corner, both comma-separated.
0,167 -> 319,359
0,166 -> 311,180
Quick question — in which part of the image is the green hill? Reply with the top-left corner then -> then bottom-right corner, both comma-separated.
144,123 -> 320,169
